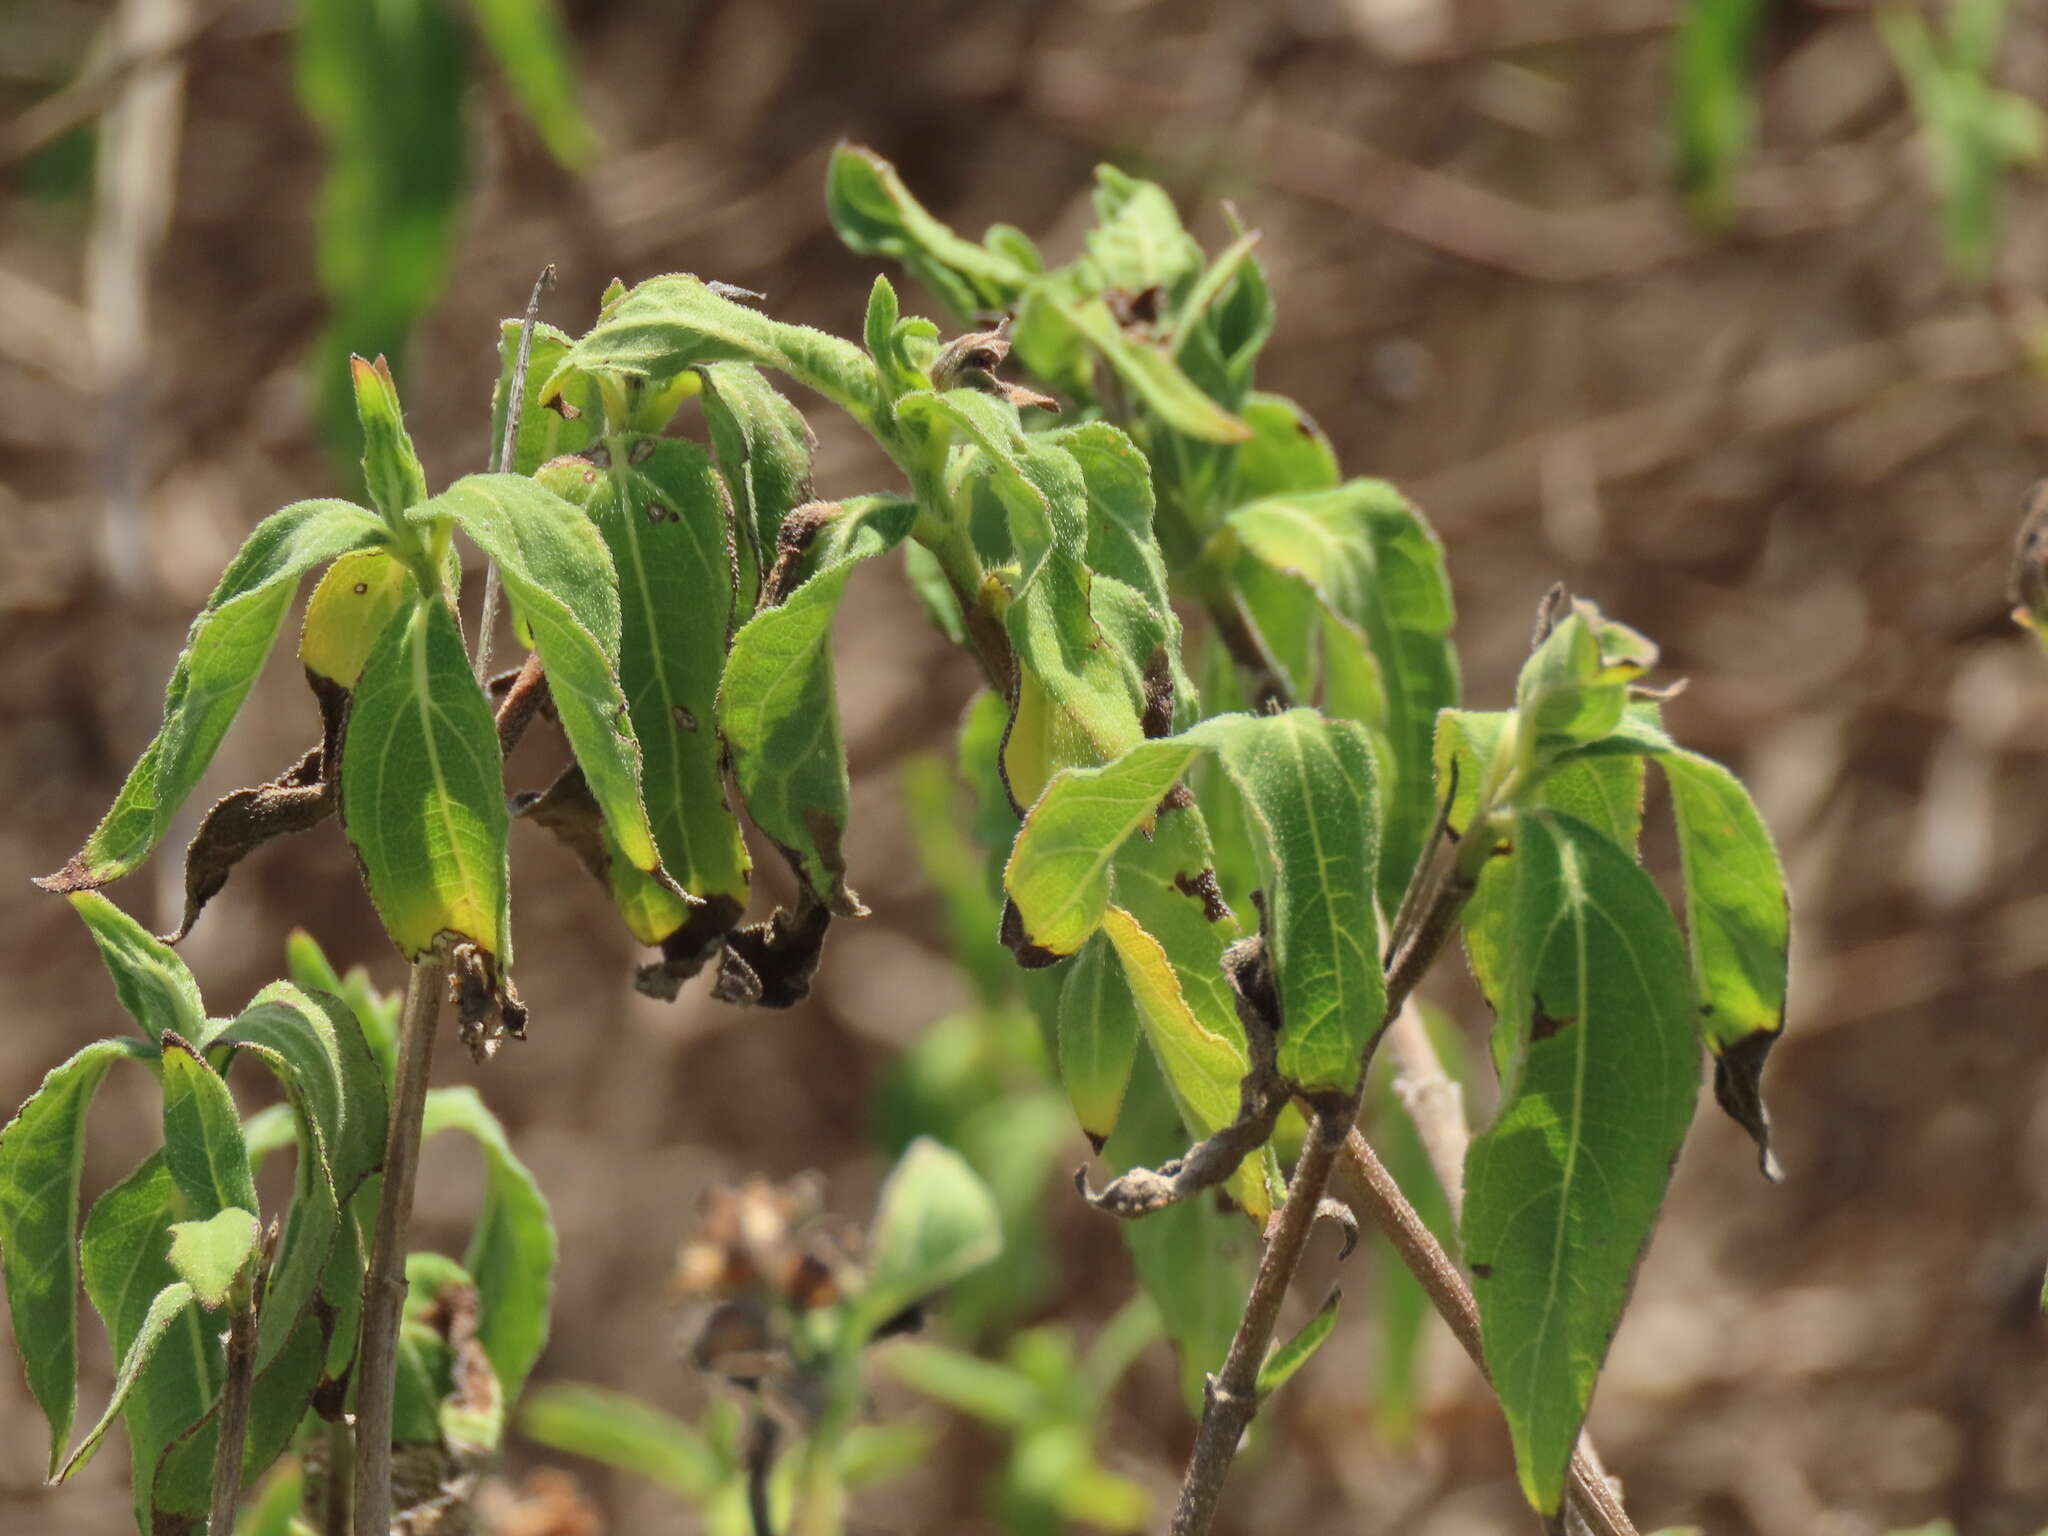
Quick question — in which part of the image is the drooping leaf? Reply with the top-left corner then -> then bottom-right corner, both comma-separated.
1461,810 -> 1701,1517
0,1035 -> 157,1473
65,891 -> 207,1042
80,1154 -> 222,1533
719,496 -> 917,916
536,439 -> 750,962
420,473 -> 663,876
38,501 -> 388,890
164,1207 -> 261,1310
856,1137 -> 1004,1338
166,748 -> 335,946
340,593 -> 511,962
421,1087 -> 557,1401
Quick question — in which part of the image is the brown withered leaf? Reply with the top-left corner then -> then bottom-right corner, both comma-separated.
448,940 -> 527,1061
633,895 -> 746,1001
713,894 -> 832,1009
164,746 -> 334,943
929,323 -> 1060,413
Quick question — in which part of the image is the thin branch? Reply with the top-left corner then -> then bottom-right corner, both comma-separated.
1339,1129 -> 1637,1536
1169,828 -> 1486,1534
204,1296 -> 260,1533
745,1410 -> 781,1536
475,265 -> 556,685
351,950 -> 450,1536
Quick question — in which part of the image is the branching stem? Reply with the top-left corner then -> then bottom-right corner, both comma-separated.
350,950 -> 449,1536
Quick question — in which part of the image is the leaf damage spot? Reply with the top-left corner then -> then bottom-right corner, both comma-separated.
1174,867 -> 1233,924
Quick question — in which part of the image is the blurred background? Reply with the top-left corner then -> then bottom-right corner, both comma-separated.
5,1 -> 2048,1532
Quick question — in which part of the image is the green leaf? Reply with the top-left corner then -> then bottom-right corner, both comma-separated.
519,1381 -> 722,1499
468,0 -> 594,166
695,361 -> 817,607
301,546 -> 412,689
1513,599 -> 1657,776
1461,810 -> 1701,1516
1234,393 -> 1340,501
213,980 -> 387,1365
421,1087 -> 557,1402
547,274 -> 881,431
1006,710 -> 1382,1094
491,319 -> 601,476
161,1035 -> 258,1219
1056,933 -> 1142,1148
536,441 -> 750,934
233,1458 -> 305,1536
1084,164 -> 1204,297
883,1341 -> 1041,1429
286,929 -> 399,1084
1224,480 -> 1458,912
719,496 -> 918,914
39,500 -> 388,889
1043,294 -> 1250,445
54,1279 -> 199,1482
1568,707 -> 1791,1173
0,1035 -> 157,1473
65,891 -> 206,1041
340,592 -> 511,960
421,472 -> 662,875
1673,0 -> 1768,224
80,1154 -> 222,1532
856,1137 -> 1004,1336
1256,1286 -> 1340,1400
296,0 -> 466,465
349,353 -> 429,522
826,143 -> 1034,321
165,1207 -> 260,1309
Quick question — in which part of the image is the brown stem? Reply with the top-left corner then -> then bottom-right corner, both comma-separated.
323,1415 -> 354,1536
351,952 -> 449,1536
1339,1130 -> 1638,1536
1168,830 -> 1486,1534
1169,1109 -> 1343,1535
204,1299 -> 259,1534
